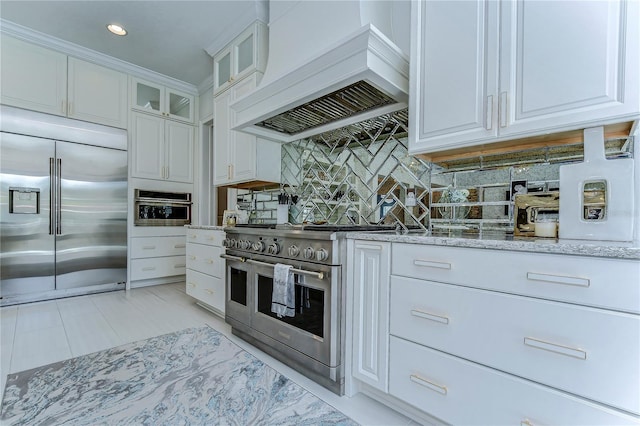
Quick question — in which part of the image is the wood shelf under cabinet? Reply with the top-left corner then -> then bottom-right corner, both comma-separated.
418,121 -> 634,164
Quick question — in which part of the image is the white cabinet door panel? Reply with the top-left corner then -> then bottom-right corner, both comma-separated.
166,120 -> 194,183
130,236 -> 187,259
131,113 -> 164,180
499,0 -> 639,137
131,256 -> 186,281
352,241 -> 391,392
390,276 -> 640,414
391,243 -> 640,314
409,0 -> 498,153
213,90 -> 232,185
389,336 -> 640,426
186,243 -> 223,278
186,229 -> 224,246
67,58 -> 127,128
230,76 -> 257,182
1,35 -> 67,116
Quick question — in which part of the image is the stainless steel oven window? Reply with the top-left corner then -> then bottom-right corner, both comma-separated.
256,274 -> 325,338
133,189 -> 191,226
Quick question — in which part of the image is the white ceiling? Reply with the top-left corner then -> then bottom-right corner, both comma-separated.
0,1 -> 263,88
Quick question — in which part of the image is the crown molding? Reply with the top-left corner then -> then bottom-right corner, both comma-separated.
0,19 -> 199,95
204,0 -> 268,57
198,74 -> 214,95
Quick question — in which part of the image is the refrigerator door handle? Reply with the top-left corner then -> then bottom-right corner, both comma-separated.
49,157 -> 55,235
56,158 -> 62,235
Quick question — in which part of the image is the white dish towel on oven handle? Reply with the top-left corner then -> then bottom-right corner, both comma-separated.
272,263 -> 295,318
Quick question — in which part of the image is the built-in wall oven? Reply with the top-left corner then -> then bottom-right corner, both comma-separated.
222,225 -> 344,394
134,189 -> 191,226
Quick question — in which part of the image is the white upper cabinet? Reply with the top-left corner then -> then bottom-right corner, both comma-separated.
131,77 -> 195,123
213,74 -> 281,187
67,57 -> 128,128
1,35 -> 67,117
213,21 -> 268,95
409,0 -> 640,155
131,111 -> 194,183
1,35 -> 128,129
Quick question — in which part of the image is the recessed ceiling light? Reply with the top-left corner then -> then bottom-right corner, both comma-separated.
107,24 -> 127,36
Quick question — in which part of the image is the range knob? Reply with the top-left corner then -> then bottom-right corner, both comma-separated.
252,241 -> 265,252
288,245 -> 300,257
240,240 -> 251,250
303,247 -> 315,260
315,248 -> 329,262
222,238 -> 231,248
267,243 -> 280,255
226,238 -> 237,248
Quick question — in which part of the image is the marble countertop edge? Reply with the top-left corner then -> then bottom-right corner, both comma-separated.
346,232 -> 640,260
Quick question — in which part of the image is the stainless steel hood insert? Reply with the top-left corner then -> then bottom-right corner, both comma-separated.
254,81 -> 396,136
231,23 -> 409,143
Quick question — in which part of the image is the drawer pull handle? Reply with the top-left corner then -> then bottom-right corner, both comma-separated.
189,255 -> 196,260
413,259 -> 451,270
355,243 -> 383,251
524,337 -> 587,360
142,245 -> 156,250
188,282 -> 196,287
174,264 -> 186,269
207,259 -> 214,264
411,309 -> 449,325
410,374 -> 447,395
278,331 -> 291,340
174,244 -> 186,249
521,420 -> 534,426
190,234 -> 197,238
205,289 -> 214,295
526,272 -> 589,288
142,266 -> 156,271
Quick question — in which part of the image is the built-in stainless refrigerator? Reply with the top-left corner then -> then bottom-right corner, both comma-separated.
0,106 -> 127,305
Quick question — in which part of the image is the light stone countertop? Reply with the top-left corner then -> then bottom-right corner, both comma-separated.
347,230 -> 640,260
185,225 -> 226,231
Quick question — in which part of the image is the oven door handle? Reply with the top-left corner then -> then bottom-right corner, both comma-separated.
220,254 -> 246,262
244,258 -> 324,280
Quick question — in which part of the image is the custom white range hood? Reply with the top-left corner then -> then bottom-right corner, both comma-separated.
231,1 -> 410,143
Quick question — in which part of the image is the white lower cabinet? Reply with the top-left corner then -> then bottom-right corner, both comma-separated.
185,228 -> 225,316
351,241 -> 391,392
390,275 -> 640,415
389,336 -> 639,425
349,240 -> 640,424
130,236 -> 187,282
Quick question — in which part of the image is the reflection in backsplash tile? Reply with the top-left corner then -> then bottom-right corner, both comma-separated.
238,110 -> 633,233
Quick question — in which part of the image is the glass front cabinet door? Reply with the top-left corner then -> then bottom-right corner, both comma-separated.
213,21 -> 267,94
132,77 -> 194,123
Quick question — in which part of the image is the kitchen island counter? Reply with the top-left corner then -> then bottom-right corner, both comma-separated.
347,230 -> 640,260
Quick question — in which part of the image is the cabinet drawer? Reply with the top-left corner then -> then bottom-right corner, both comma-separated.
130,236 -> 187,259
389,336 -> 639,425
186,229 -> 223,247
390,276 -> 640,414
186,269 -> 225,313
186,243 -> 223,278
391,243 -> 640,313
130,256 -> 186,280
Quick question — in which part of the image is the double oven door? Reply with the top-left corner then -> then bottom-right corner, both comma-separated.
224,251 -> 341,370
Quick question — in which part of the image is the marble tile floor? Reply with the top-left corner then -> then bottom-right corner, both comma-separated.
0,283 -> 417,426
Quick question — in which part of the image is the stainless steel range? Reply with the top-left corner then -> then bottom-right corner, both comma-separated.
221,224 -> 395,395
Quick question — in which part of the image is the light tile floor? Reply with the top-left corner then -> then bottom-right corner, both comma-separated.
0,284 -> 418,426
